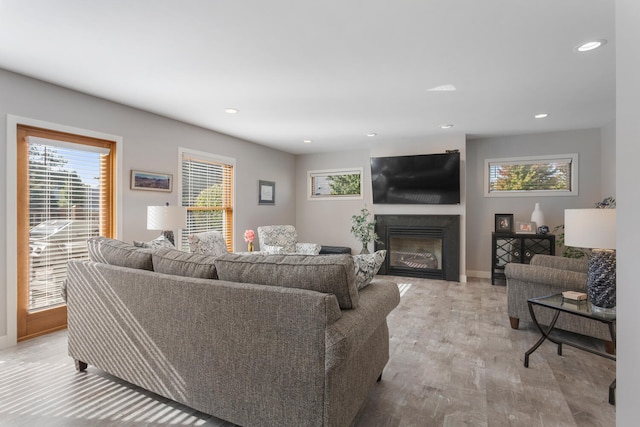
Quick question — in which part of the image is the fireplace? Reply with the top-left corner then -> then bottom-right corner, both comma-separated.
375,214 -> 460,281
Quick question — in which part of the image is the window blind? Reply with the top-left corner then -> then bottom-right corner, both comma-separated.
488,157 -> 573,193
181,151 -> 234,252
27,139 -> 107,311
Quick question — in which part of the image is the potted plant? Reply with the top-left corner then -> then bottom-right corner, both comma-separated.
351,207 -> 379,254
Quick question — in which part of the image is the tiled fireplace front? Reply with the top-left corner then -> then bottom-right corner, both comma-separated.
375,214 -> 460,281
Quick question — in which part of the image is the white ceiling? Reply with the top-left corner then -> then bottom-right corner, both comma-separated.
0,0 -> 615,155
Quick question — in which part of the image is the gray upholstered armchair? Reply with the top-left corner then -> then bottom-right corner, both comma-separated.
257,225 -> 321,255
505,254 -> 613,349
187,231 -> 228,256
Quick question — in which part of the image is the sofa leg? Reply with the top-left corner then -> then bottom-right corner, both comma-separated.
75,360 -> 88,372
377,374 -> 382,382
604,341 -> 616,355
509,317 -> 520,330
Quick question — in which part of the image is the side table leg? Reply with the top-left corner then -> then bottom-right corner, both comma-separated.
524,303 -> 561,368
609,379 -> 616,405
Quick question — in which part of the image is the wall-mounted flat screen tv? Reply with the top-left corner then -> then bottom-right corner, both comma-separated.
370,152 -> 460,204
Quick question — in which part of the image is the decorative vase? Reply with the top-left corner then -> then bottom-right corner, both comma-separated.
360,242 -> 370,255
530,203 -> 546,229
248,242 -> 254,252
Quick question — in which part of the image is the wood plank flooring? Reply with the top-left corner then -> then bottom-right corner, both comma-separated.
0,277 -> 615,426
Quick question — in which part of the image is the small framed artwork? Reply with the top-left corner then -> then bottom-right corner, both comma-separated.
258,180 -> 275,205
131,170 -> 173,192
515,221 -> 537,234
495,214 -> 514,233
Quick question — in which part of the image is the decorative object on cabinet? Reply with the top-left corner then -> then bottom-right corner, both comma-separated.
515,221 -> 537,234
530,202 -> 546,228
491,232 -> 555,285
495,213 -> 514,233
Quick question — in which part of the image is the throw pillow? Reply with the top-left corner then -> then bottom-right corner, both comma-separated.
87,236 -> 154,270
352,250 -> 387,290
133,235 -> 175,249
262,244 -> 285,254
152,247 -> 218,279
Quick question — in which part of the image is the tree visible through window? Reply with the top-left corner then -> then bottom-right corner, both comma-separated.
308,168 -> 363,199
485,154 -> 577,197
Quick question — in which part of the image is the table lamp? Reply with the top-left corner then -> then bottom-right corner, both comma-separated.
147,203 -> 187,246
564,208 -> 616,314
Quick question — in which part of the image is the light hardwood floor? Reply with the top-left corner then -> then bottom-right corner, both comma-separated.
0,277 -> 615,426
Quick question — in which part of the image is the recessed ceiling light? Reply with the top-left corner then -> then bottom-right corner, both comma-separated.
534,113 -> 549,119
428,84 -> 457,92
366,133 -> 377,137
224,108 -> 239,114
303,140 -> 312,144
576,39 -> 607,52
440,124 -> 454,129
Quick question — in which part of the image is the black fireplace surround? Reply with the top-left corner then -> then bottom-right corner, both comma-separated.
374,214 -> 460,281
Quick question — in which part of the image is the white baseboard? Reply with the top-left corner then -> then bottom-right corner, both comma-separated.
0,333 -> 17,350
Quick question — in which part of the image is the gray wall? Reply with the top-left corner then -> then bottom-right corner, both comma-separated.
1,69 -> 295,345
465,129 -> 607,276
616,0 -> 639,422
295,134 -> 467,279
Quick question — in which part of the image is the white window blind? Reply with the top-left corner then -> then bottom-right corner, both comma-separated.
485,154 -> 578,197
27,139 -> 106,311
308,168 -> 363,200
180,150 -> 234,251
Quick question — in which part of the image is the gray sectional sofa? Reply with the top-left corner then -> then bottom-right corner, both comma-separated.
66,237 -> 400,427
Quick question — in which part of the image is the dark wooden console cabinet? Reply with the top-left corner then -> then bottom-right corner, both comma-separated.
491,232 -> 555,285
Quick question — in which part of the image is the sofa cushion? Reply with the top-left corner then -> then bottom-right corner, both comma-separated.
87,236 -> 153,270
152,248 -> 218,279
214,253 -> 359,309
352,250 -> 387,290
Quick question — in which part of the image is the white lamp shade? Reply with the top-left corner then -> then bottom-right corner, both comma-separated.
147,205 -> 187,230
564,209 -> 616,250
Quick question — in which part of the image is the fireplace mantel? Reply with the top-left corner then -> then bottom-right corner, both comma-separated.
374,214 -> 460,281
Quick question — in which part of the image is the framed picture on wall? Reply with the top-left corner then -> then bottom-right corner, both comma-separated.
258,180 -> 275,205
495,214 -> 514,233
130,170 -> 173,192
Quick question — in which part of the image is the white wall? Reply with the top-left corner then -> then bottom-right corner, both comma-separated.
465,129 -> 604,276
615,0 -> 639,423
0,69 -> 295,348
295,134 -> 467,281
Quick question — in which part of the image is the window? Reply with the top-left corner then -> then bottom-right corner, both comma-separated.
180,148 -> 235,251
485,154 -> 578,197
17,124 -> 116,339
308,168 -> 363,200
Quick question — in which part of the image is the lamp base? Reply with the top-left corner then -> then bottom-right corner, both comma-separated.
587,249 -> 616,310
162,230 -> 175,246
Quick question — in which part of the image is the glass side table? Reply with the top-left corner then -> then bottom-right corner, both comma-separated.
524,293 -> 616,405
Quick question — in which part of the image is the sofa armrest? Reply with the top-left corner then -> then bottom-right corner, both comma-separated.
325,279 -> 400,372
530,254 -> 588,273
505,262 -> 588,291
296,242 -> 321,255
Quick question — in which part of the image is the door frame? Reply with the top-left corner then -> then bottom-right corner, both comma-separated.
2,115 -> 123,348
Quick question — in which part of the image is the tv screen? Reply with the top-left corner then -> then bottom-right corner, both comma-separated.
370,152 -> 460,204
